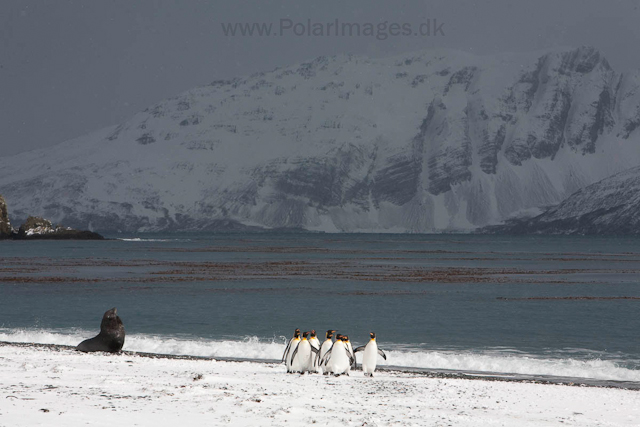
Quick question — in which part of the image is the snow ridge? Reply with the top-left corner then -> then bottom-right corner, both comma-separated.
484,165 -> 640,234
1,47 -> 639,232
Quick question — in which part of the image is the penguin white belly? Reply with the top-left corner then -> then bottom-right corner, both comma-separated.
291,340 -> 312,373
326,342 -> 350,375
362,341 -> 379,374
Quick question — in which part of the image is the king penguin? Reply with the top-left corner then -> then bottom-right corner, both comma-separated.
318,329 -> 336,374
308,330 -> 321,373
282,328 -> 301,373
320,335 -> 354,376
353,332 -> 387,377
290,331 -> 318,374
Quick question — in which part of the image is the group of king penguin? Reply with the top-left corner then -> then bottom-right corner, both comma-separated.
282,329 -> 387,377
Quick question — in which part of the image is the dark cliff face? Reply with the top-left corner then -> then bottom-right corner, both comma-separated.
617,71 -> 640,139
500,47 -> 616,166
0,195 -> 12,236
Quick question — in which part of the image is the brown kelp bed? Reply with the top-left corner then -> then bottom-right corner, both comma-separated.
1,253 -> 640,289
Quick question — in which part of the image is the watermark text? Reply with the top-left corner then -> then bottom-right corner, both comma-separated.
221,18 -> 445,40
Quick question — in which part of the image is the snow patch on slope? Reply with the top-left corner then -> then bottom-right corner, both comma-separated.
1,47 -> 639,232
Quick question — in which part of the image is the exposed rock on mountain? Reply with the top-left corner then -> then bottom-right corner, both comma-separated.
19,215 -> 55,235
0,47 -> 639,233
0,194 -> 13,237
482,166 -> 640,235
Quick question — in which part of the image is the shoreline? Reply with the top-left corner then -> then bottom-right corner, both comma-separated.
3,341 -> 638,391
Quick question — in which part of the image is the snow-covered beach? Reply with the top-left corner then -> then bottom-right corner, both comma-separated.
1,343 -> 638,426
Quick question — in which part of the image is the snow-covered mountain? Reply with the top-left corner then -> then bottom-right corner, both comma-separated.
482,165 -> 640,235
1,46 -> 640,233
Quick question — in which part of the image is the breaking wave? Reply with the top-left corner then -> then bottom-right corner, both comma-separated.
2,328 -> 639,382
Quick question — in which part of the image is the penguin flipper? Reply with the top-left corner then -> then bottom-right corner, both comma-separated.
310,345 -> 319,355
353,346 -> 365,353
282,341 -> 292,363
348,348 -> 355,361
378,349 -> 387,360
290,344 -> 300,363
319,347 -> 333,366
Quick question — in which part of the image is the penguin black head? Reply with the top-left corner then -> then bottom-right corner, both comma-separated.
302,331 -> 310,339
310,330 -> 317,338
326,329 -> 336,339
370,332 -> 376,340
294,329 -> 301,338
335,334 -> 344,341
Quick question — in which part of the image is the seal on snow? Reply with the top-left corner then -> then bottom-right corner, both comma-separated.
76,307 -> 125,353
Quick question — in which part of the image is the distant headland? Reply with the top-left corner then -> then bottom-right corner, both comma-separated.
0,195 -> 104,240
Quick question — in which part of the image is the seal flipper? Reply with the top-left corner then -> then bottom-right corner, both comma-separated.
76,337 -> 99,352
378,349 -> 387,360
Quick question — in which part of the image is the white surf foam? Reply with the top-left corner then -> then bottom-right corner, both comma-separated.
117,238 -> 185,242
385,349 -> 640,382
0,329 -> 87,347
2,329 -> 638,382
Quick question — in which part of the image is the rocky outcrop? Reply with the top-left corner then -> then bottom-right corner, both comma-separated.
0,195 -> 104,240
0,194 -> 13,238
19,216 -> 56,235
16,215 -> 104,240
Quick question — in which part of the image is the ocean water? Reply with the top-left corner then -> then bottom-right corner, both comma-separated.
1,233 -> 640,382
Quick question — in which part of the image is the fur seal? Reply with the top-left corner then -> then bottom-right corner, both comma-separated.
76,307 -> 125,353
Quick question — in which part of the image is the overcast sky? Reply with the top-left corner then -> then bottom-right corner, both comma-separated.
1,0 -> 639,157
